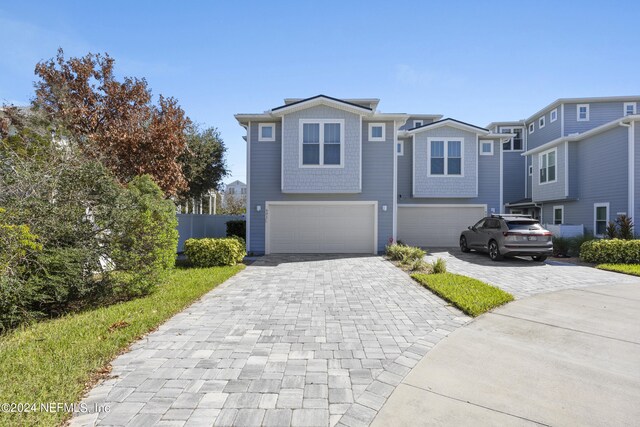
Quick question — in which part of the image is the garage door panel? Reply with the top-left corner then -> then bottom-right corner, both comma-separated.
267,203 -> 376,254
398,206 -> 486,247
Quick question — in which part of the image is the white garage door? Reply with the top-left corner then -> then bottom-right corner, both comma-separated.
266,202 -> 377,254
398,205 -> 486,247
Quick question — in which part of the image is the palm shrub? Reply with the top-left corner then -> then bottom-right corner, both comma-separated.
616,215 -> 634,240
430,257 -> 447,274
605,221 -> 618,239
552,237 -> 571,257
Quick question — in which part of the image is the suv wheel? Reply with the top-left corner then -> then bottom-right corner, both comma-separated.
532,255 -> 547,262
488,240 -> 503,261
460,236 -> 470,253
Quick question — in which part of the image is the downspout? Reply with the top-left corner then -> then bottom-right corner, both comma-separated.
619,120 -> 633,235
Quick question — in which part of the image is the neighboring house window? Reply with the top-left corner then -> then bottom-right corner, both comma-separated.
300,120 -> 344,167
550,108 -> 558,122
529,122 -> 535,134
413,120 -> 423,128
429,139 -> 463,176
553,206 -> 564,225
479,140 -> 493,156
501,127 -> 523,151
539,148 -> 557,184
577,104 -> 589,121
624,102 -> 636,116
228,187 -> 235,194
369,123 -> 386,142
241,188 -> 246,195
397,141 -> 404,156
539,116 -> 545,128
258,123 -> 276,141
594,203 -> 609,237
528,165 -> 533,176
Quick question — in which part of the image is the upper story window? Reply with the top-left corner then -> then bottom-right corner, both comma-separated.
501,127 -> 523,151
550,108 -> 558,122
413,120 -> 423,128
397,141 -> 404,156
479,140 -> 493,156
577,104 -> 590,121
227,187 -> 235,194
258,123 -> 276,141
539,116 -> 545,128
624,102 -> 636,116
429,138 -> 463,176
539,148 -> 557,184
368,123 -> 386,142
529,123 -> 535,134
300,120 -> 344,167
241,188 -> 247,195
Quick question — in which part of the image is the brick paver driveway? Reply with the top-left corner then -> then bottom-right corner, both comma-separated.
426,249 -> 640,298
72,255 -> 468,427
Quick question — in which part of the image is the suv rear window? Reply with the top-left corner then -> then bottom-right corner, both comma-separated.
506,221 -> 544,231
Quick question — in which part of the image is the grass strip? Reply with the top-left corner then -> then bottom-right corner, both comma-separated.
596,263 -> 640,277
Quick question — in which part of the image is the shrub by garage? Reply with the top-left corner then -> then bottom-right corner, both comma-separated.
580,239 -> 640,264
226,220 -> 246,240
184,238 -> 246,267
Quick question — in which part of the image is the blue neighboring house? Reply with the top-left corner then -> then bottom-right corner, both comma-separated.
235,95 -> 511,254
236,95 -> 639,254
488,96 -> 640,237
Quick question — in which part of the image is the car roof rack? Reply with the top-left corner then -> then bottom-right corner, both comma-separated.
490,214 -> 534,219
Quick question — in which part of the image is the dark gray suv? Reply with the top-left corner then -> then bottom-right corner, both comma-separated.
459,215 -> 553,262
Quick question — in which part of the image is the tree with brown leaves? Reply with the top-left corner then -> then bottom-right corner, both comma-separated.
33,49 -> 190,196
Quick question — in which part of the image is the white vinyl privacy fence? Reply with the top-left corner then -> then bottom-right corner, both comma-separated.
176,214 -> 244,252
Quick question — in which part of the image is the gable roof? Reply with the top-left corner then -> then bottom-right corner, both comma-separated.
405,118 -> 489,134
283,97 -> 380,111
269,94 -> 374,115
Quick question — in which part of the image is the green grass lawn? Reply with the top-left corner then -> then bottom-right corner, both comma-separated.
596,263 -> 640,277
0,264 -> 244,427
412,272 -> 514,317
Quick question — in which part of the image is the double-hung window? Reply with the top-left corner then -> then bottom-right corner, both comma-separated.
594,203 -> 609,237
301,120 -> 343,166
429,139 -> 462,176
553,206 -> 564,225
539,148 -> 556,184
577,104 -> 589,121
501,127 -> 523,151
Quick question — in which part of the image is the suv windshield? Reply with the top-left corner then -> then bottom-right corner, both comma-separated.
506,221 -> 544,231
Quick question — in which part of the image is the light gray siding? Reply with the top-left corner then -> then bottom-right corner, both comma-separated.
281,105 -> 361,193
564,101 -> 635,136
397,138 -> 501,214
525,109 -> 562,150
413,126 -> 477,198
248,122 -> 394,254
399,117 -> 436,131
531,143 -> 567,202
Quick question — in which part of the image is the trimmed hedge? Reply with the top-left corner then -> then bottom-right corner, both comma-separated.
226,220 -> 246,240
184,238 -> 246,267
580,239 -> 640,264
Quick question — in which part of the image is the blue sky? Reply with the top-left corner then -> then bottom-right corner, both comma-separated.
1,1 -> 638,185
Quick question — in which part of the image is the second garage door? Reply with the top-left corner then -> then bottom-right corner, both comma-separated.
266,202 -> 377,254
398,205 -> 486,247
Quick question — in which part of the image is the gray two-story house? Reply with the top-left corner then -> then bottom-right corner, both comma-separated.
235,95 -> 511,254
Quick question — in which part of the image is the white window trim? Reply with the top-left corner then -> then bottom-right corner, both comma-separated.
593,202 -> 610,237
413,120 -> 423,128
298,119 -> 345,168
550,108 -> 558,123
528,165 -> 533,176
397,140 -> 404,156
624,102 -> 636,116
479,140 -> 493,156
427,138 -> 464,177
368,123 -> 386,142
529,122 -> 535,134
577,104 -> 590,121
552,205 -> 564,225
258,123 -> 276,142
539,116 -> 545,129
500,126 -> 524,152
538,147 -> 558,185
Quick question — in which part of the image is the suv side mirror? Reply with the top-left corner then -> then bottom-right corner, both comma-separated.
468,226 -> 475,231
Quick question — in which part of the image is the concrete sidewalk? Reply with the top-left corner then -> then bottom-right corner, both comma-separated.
372,283 -> 640,426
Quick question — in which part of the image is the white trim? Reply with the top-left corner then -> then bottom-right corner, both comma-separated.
629,121 -> 635,235
552,205 -> 564,225
479,139 -> 493,155
539,116 -> 546,129
499,141 -> 503,213
392,121 -> 398,242
359,115 -> 363,192
476,135 -> 479,197
412,135 -> 416,197
560,104 -> 565,136
624,102 -> 636,116
427,137 -> 464,177
298,119 -> 345,168
280,116 -> 285,191
538,147 -> 558,185
396,140 -> 404,156
413,120 -> 423,128
593,202 -> 610,237
529,122 -> 535,134
246,121 -> 251,251
399,203 -> 488,209
577,104 -> 590,121
405,119 -> 488,136
368,123 -> 386,142
264,201 -> 378,255
550,108 -> 558,123
269,96 -> 373,116
564,141 -> 569,197
522,96 -> 640,125
258,123 -> 276,141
